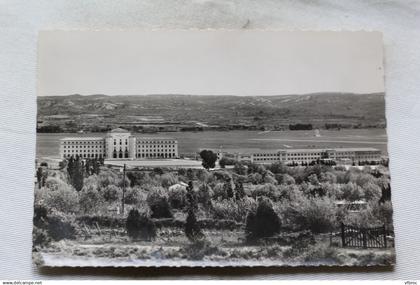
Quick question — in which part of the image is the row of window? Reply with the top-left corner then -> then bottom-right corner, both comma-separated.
137,140 -> 176,144
63,145 -> 103,149
63,153 -> 103,158
63,150 -> 105,153
139,149 -> 175,153
137,153 -> 176,158
138,145 -> 176,149
62,141 -> 104,145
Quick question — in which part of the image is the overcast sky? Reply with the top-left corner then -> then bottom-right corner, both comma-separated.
38,30 -> 384,96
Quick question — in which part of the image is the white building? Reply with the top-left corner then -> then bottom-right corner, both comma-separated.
222,147 -> 382,165
60,128 -> 178,160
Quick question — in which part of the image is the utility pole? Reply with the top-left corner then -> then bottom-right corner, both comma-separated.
121,163 -> 126,216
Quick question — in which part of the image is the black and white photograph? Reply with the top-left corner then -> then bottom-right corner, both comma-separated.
33,30 -> 395,267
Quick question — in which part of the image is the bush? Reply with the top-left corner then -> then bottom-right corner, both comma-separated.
126,209 -> 156,241
147,187 -> 172,218
301,197 -> 337,233
276,173 -> 295,185
160,173 -> 178,188
303,244 -> 343,264
47,210 -> 78,241
102,185 -> 122,202
250,183 -> 279,201
212,197 -> 257,223
245,198 -> 281,242
278,196 -> 336,233
212,182 -> 228,200
76,215 -> 125,228
197,184 -> 213,208
32,226 -> 50,247
182,239 -> 218,260
362,182 -> 382,201
124,186 -> 147,205
185,209 -> 203,241
168,184 -> 187,209
33,204 -> 48,228
79,187 -> 105,215
341,182 -> 364,201
35,184 -> 79,214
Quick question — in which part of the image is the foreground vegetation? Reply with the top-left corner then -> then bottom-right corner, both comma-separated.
33,157 -> 395,266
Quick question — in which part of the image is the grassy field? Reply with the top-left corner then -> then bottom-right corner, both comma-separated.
35,228 -> 395,267
36,129 -> 388,159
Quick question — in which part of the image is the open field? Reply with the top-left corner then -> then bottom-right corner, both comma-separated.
36,129 -> 388,159
36,229 -> 395,267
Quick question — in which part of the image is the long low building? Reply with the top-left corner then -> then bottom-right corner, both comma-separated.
220,147 -> 382,165
59,128 -> 178,160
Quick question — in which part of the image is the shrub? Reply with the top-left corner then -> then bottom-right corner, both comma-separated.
362,182 -> 382,201
102,185 -> 122,202
197,183 -> 213,208
212,197 -> 257,223
126,209 -> 156,241
168,184 -> 187,209
212,182 -> 227,200
182,239 -> 218,260
319,172 -> 337,184
301,197 -> 337,233
341,182 -> 364,201
250,183 -> 279,201
303,244 -> 343,265
276,173 -> 295,185
79,187 -> 105,215
185,209 -> 203,242
276,196 -> 336,233
160,173 -> 178,188
33,204 -> 48,228
98,169 -> 119,188
35,184 -> 79,214
32,226 -> 50,247
245,198 -> 281,242
233,162 -> 247,175
77,215 -> 125,228
44,176 -> 66,191
47,210 -> 78,241
373,201 -> 393,229
147,187 -> 172,218
124,186 -> 147,205
343,204 -> 382,228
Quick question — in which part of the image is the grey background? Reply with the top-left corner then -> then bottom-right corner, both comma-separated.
0,0 -> 419,280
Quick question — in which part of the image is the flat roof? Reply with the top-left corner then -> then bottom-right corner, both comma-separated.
216,147 -> 380,154
60,137 -> 104,141
136,137 -> 176,140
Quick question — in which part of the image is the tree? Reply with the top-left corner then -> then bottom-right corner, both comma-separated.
67,156 -> 84,191
126,209 -> 156,241
235,181 -> 245,200
224,180 -> 234,199
199,150 -> 218,170
245,198 -> 281,242
146,188 -> 172,218
36,167 -> 43,189
185,209 -> 203,241
233,162 -> 247,175
184,181 -> 203,241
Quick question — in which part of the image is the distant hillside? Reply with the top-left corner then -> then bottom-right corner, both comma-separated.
37,93 -> 386,131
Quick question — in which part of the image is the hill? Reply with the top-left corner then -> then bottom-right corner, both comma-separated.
37,93 -> 386,132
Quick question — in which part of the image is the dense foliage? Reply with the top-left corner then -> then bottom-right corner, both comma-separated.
34,157 -> 393,250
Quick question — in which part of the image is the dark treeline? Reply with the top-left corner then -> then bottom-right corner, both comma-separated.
289,124 -> 313,130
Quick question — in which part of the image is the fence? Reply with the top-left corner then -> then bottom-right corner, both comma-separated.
341,223 -> 387,249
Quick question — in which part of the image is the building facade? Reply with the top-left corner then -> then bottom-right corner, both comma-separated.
60,128 -> 178,160
228,147 -> 382,165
